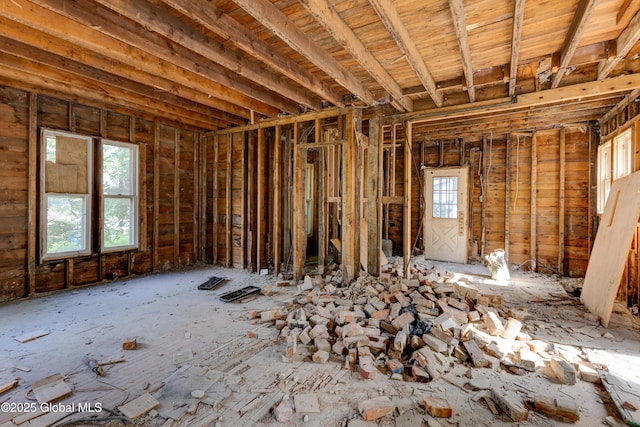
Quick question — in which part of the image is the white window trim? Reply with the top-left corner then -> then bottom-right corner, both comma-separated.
101,139 -> 139,252
613,128 -> 632,180
40,129 -> 93,261
597,141 -> 611,215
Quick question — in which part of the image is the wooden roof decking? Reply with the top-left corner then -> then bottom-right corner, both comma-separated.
0,0 -> 638,130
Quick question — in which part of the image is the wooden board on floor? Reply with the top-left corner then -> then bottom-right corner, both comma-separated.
581,171 -> 640,327
32,373 -> 72,404
14,330 -> 49,343
118,393 -> 159,419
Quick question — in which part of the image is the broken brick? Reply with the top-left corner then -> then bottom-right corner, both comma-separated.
358,396 -> 395,421
422,396 -> 452,418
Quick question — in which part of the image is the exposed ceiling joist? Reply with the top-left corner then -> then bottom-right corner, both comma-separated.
91,0 -> 321,111
368,0 -> 443,107
509,0 -> 526,97
552,0 -> 598,88
448,0 -> 476,102
12,0 -> 288,117
157,0 -> 344,108
232,0 -> 377,107
0,16 -> 250,122
299,0 -> 412,112
598,8 -> 640,79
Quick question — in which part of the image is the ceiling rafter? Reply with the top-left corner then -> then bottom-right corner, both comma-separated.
598,8 -> 640,79
0,15 -> 250,122
509,0 -> 526,97
13,0 -> 289,117
90,0 -> 322,111
156,0 -> 344,108
231,0 -> 377,107
552,0 -> 598,88
367,0 -> 443,107
298,0 -> 412,112
448,0 -> 476,102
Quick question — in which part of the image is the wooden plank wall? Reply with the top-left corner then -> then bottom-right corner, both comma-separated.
0,85 -> 206,302
395,124 -> 595,278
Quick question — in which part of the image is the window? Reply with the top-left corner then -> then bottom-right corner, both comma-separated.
597,141 -> 611,214
613,129 -> 632,180
102,140 -> 139,250
41,129 -> 92,259
432,176 -> 458,219
40,130 -> 139,260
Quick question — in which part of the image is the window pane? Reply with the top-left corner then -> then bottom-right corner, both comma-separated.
46,195 -> 86,253
432,176 -> 458,219
103,144 -> 132,195
104,197 -> 134,248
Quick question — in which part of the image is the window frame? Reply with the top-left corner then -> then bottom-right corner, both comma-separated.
597,140 -> 612,215
100,139 -> 140,252
613,128 -> 632,180
40,129 -> 93,261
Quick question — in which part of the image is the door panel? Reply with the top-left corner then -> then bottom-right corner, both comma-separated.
423,166 -> 469,263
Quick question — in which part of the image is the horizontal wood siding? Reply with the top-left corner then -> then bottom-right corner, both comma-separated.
0,85 -> 207,302
0,87 -> 29,301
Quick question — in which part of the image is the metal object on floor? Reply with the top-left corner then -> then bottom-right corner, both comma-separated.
198,276 -> 227,290
218,285 -> 261,302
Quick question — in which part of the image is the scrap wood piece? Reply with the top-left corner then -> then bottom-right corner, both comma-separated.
32,373 -> 72,404
0,379 -> 18,395
118,393 -> 159,419
600,371 -> 640,427
14,330 -> 49,343
12,408 -> 48,425
581,171 -> 640,327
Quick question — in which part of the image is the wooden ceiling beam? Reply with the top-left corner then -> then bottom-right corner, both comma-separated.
159,0 -> 343,107
0,16 -> 250,122
300,0 -> 412,112
448,0 -> 476,102
0,35 -> 241,127
509,0 -> 526,96
14,0 -> 293,116
368,0 -> 443,107
0,59 -> 220,130
90,0 -> 321,111
231,0 -> 377,107
598,8 -> 640,79
552,0 -> 598,88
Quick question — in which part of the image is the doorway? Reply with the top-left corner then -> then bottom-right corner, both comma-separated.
423,166 -> 469,263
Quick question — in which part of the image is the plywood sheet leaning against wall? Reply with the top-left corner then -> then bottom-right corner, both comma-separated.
581,171 -> 640,327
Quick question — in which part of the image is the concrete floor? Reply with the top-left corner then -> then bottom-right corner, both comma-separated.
0,260 -> 639,426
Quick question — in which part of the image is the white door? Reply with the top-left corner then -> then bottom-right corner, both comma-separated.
423,166 -> 469,263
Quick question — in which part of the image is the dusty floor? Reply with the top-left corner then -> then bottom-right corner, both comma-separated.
1,258 -> 640,427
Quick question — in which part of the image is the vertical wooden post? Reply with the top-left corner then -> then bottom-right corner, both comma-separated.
226,133 -> 232,268
136,119 -> 147,254
403,122 -> 413,278
212,136 -> 219,264
27,93 -> 37,296
316,118 -> 328,272
481,136 -> 487,259
246,131 -> 255,271
558,128 -> 566,275
367,116 -> 382,276
193,131 -> 200,263
174,129 -> 180,267
257,128 -> 266,271
505,134 -> 511,263
530,131 -> 538,270
273,125 -> 283,275
283,130 -> 292,271
342,113 -> 357,282
240,131 -> 248,269
153,121 -> 160,272
293,123 -> 306,279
